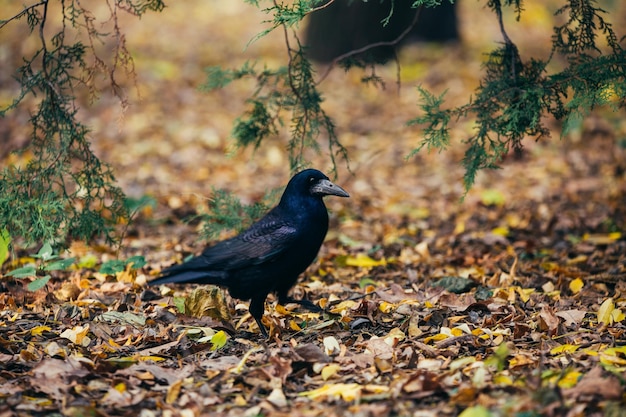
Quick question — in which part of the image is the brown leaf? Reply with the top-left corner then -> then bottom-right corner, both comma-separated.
31,358 -> 90,400
364,338 -> 394,360
293,343 -> 330,363
402,369 -> 441,399
185,286 -> 231,320
538,304 -> 560,336
117,363 -> 194,386
563,367 -> 622,400
555,309 -> 586,327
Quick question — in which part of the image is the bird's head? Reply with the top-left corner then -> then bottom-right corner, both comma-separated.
284,169 -> 350,200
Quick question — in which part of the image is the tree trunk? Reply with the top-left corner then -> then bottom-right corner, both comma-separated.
304,1 -> 459,63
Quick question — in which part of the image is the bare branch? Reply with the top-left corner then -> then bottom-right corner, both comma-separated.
316,4 -> 423,84
308,0 -> 336,15
0,1 -> 47,29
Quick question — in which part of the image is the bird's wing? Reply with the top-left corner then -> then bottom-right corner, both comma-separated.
198,211 -> 299,270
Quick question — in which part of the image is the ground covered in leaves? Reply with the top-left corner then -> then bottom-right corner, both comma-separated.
1,1 -> 626,416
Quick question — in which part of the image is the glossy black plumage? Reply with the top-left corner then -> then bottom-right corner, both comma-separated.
150,169 -> 349,337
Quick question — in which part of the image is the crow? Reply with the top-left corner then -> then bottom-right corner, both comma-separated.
150,169 -> 349,337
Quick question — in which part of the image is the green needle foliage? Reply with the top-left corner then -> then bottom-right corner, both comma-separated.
215,0 -> 624,192
0,0 -> 164,247
408,0 -> 625,192
203,1 -> 350,177
197,187 -> 281,241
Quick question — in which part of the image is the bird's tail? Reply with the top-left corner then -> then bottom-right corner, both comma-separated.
149,261 -> 228,287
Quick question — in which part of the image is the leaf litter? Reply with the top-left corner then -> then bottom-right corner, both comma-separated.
1,0 -> 626,416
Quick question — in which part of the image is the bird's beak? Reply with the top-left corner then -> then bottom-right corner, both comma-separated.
311,179 -> 350,198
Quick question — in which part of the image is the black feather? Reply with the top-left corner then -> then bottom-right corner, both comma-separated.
150,169 -> 349,338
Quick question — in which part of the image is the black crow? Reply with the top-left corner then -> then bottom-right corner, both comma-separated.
150,169 -> 349,337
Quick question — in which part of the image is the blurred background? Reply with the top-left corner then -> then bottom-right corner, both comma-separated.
1,0 -> 625,248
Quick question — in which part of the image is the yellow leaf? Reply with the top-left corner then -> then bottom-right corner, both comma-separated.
599,348 -> 626,367
569,277 -> 584,294
137,355 -> 166,362
459,404 -> 492,417
321,364 -> 340,381
289,320 -> 302,331
550,344 -> 580,355
384,328 -> 406,346
601,345 -> 626,367
116,264 -> 136,283
299,383 -> 387,401
424,333 -> 448,343
491,226 -> 509,237
114,382 -> 126,393
378,301 -> 395,313
515,287 -> 534,303
566,255 -> 587,265
424,301 -> 433,308
454,219 -> 465,234
23,396 -> 53,407
581,348 -> 600,357
345,253 -> 387,268
509,354 -> 535,368
583,233 -> 621,245
611,308 -> 625,323
60,325 -> 91,347
275,304 -> 290,315
450,327 -> 464,337
108,338 -> 122,348
603,346 -> 626,355
481,189 -> 505,206
557,371 -> 582,388
493,374 -> 513,386
210,330 -> 228,351
597,298 -> 615,326
166,379 -> 183,404
329,300 -> 356,314
300,383 -> 361,401
30,325 -> 52,336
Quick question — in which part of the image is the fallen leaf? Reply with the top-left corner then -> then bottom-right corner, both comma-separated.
321,363 -> 341,380
266,387 -> 288,407
563,367 -> 622,400
597,298 -> 615,326
166,379 -> 183,404
345,253 -> 387,268
538,305 -> 559,335
323,336 -> 341,356
60,325 -> 92,347
569,277 -> 584,294
555,309 -> 586,327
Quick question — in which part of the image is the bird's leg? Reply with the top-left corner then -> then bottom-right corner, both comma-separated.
249,295 -> 269,339
278,293 -> 322,313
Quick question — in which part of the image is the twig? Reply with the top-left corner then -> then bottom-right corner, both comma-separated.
308,0 -> 336,15
492,0 -> 519,79
0,1 -> 47,29
317,4 -> 423,84
39,0 -> 49,79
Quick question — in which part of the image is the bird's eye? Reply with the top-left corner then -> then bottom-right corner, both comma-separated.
308,177 -> 316,184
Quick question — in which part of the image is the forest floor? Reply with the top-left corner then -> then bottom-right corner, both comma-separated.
1,1 -> 626,416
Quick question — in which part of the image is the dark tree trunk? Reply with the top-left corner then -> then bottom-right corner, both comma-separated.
304,1 -> 459,63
